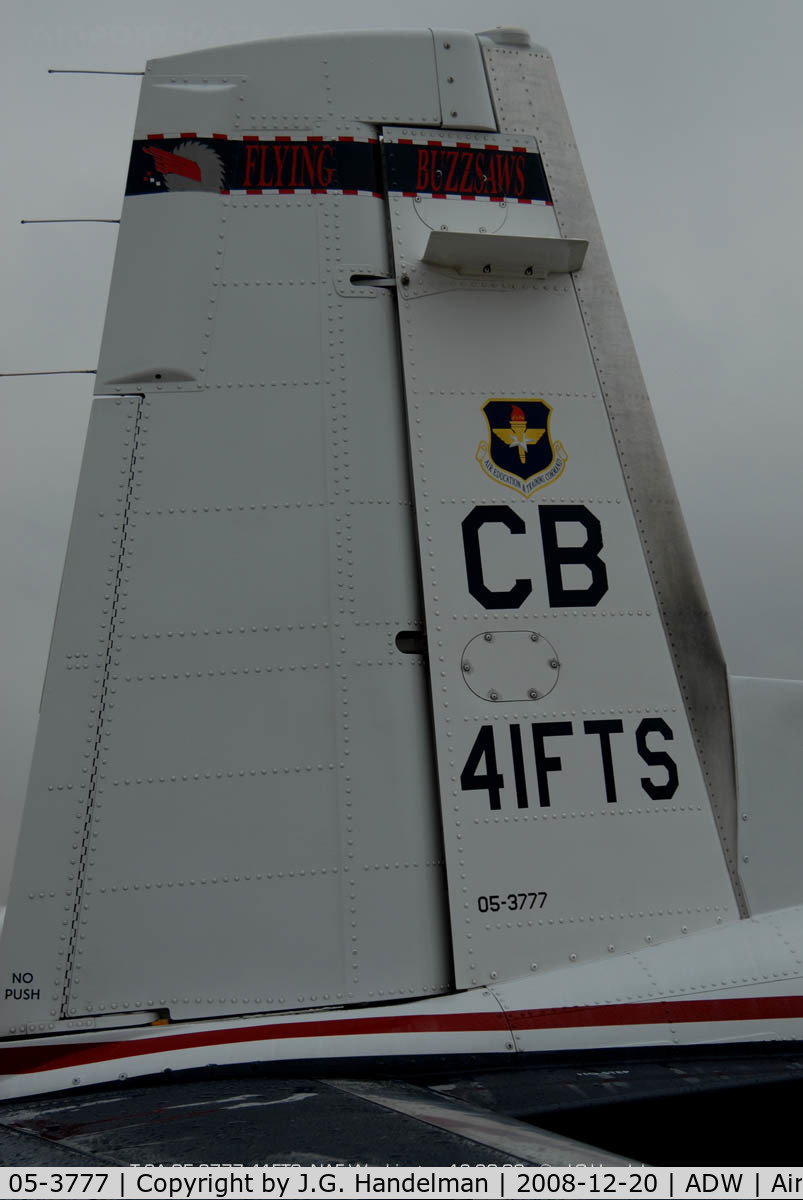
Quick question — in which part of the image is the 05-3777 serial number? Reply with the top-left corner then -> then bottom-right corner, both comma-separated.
477,892 -> 547,913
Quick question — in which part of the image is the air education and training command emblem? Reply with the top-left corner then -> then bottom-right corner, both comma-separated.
476,399 -> 567,497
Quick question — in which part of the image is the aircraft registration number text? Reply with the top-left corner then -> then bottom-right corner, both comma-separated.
477,893 -> 547,912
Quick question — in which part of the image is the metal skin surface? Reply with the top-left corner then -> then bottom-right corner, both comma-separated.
1,35 -> 456,1033
2,27 -> 803,1107
384,116 -> 736,985
4,909 -> 803,1099
480,42 -> 746,912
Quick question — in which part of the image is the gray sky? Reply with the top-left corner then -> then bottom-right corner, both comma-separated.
3,0 -> 803,902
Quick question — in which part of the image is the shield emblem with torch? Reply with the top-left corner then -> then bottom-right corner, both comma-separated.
476,398 -> 567,497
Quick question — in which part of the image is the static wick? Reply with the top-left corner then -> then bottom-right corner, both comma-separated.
48,69 -> 143,76
21,219 -> 119,225
0,370 -> 97,378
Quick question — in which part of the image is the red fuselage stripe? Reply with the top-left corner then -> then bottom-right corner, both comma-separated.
3,996 -> 803,1076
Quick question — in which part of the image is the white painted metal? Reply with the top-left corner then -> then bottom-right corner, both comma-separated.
460,631 -> 561,704
731,675 -> 803,914
383,122 -> 737,986
138,33 -> 440,134
478,38 -> 745,909
0,33 -> 462,1036
136,30 -> 494,138
422,230 -> 587,277
0,987 -> 514,1100
97,196 -> 218,390
5,904 -> 803,1098
2,27 -> 800,1089
431,30 -> 496,131
0,396 -> 141,1031
495,909 -> 803,1055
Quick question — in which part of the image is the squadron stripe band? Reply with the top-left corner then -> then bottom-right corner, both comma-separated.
126,135 -> 384,197
125,135 -> 553,204
3,995 -> 803,1077
382,140 -> 552,204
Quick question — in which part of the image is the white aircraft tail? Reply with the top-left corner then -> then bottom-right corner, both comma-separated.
0,28 -> 748,1038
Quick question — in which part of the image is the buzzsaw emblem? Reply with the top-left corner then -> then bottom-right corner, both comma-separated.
476,399 -> 567,497
143,141 -> 224,192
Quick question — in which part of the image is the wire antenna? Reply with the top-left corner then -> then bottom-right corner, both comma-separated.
48,69 -> 143,76
0,369 -> 97,378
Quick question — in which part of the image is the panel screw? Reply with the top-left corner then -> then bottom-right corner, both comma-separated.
414,196 -> 421,204
450,111 -> 458,118
479,227 -> 487,233
549,659 -> 559,669
488,690 -> 500,701
483,632 -> 493,642
489,971 -> 497,979
530,963 -> 538,971
462,661 -> 472,673
400,273 -> 410,286
443,41 -> 451,48
440,224 -> 448,231
528,689 -> 539,700
482,263 -> 491,273
530,633 -> 539,642
447,75 -> 455,83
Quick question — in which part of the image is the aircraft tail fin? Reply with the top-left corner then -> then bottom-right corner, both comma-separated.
0,28 -> 742,1036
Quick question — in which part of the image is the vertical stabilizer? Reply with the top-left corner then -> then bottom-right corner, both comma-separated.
1,29 -> 743,1037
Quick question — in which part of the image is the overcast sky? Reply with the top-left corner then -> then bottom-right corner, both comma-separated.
2,0 -> 803,902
